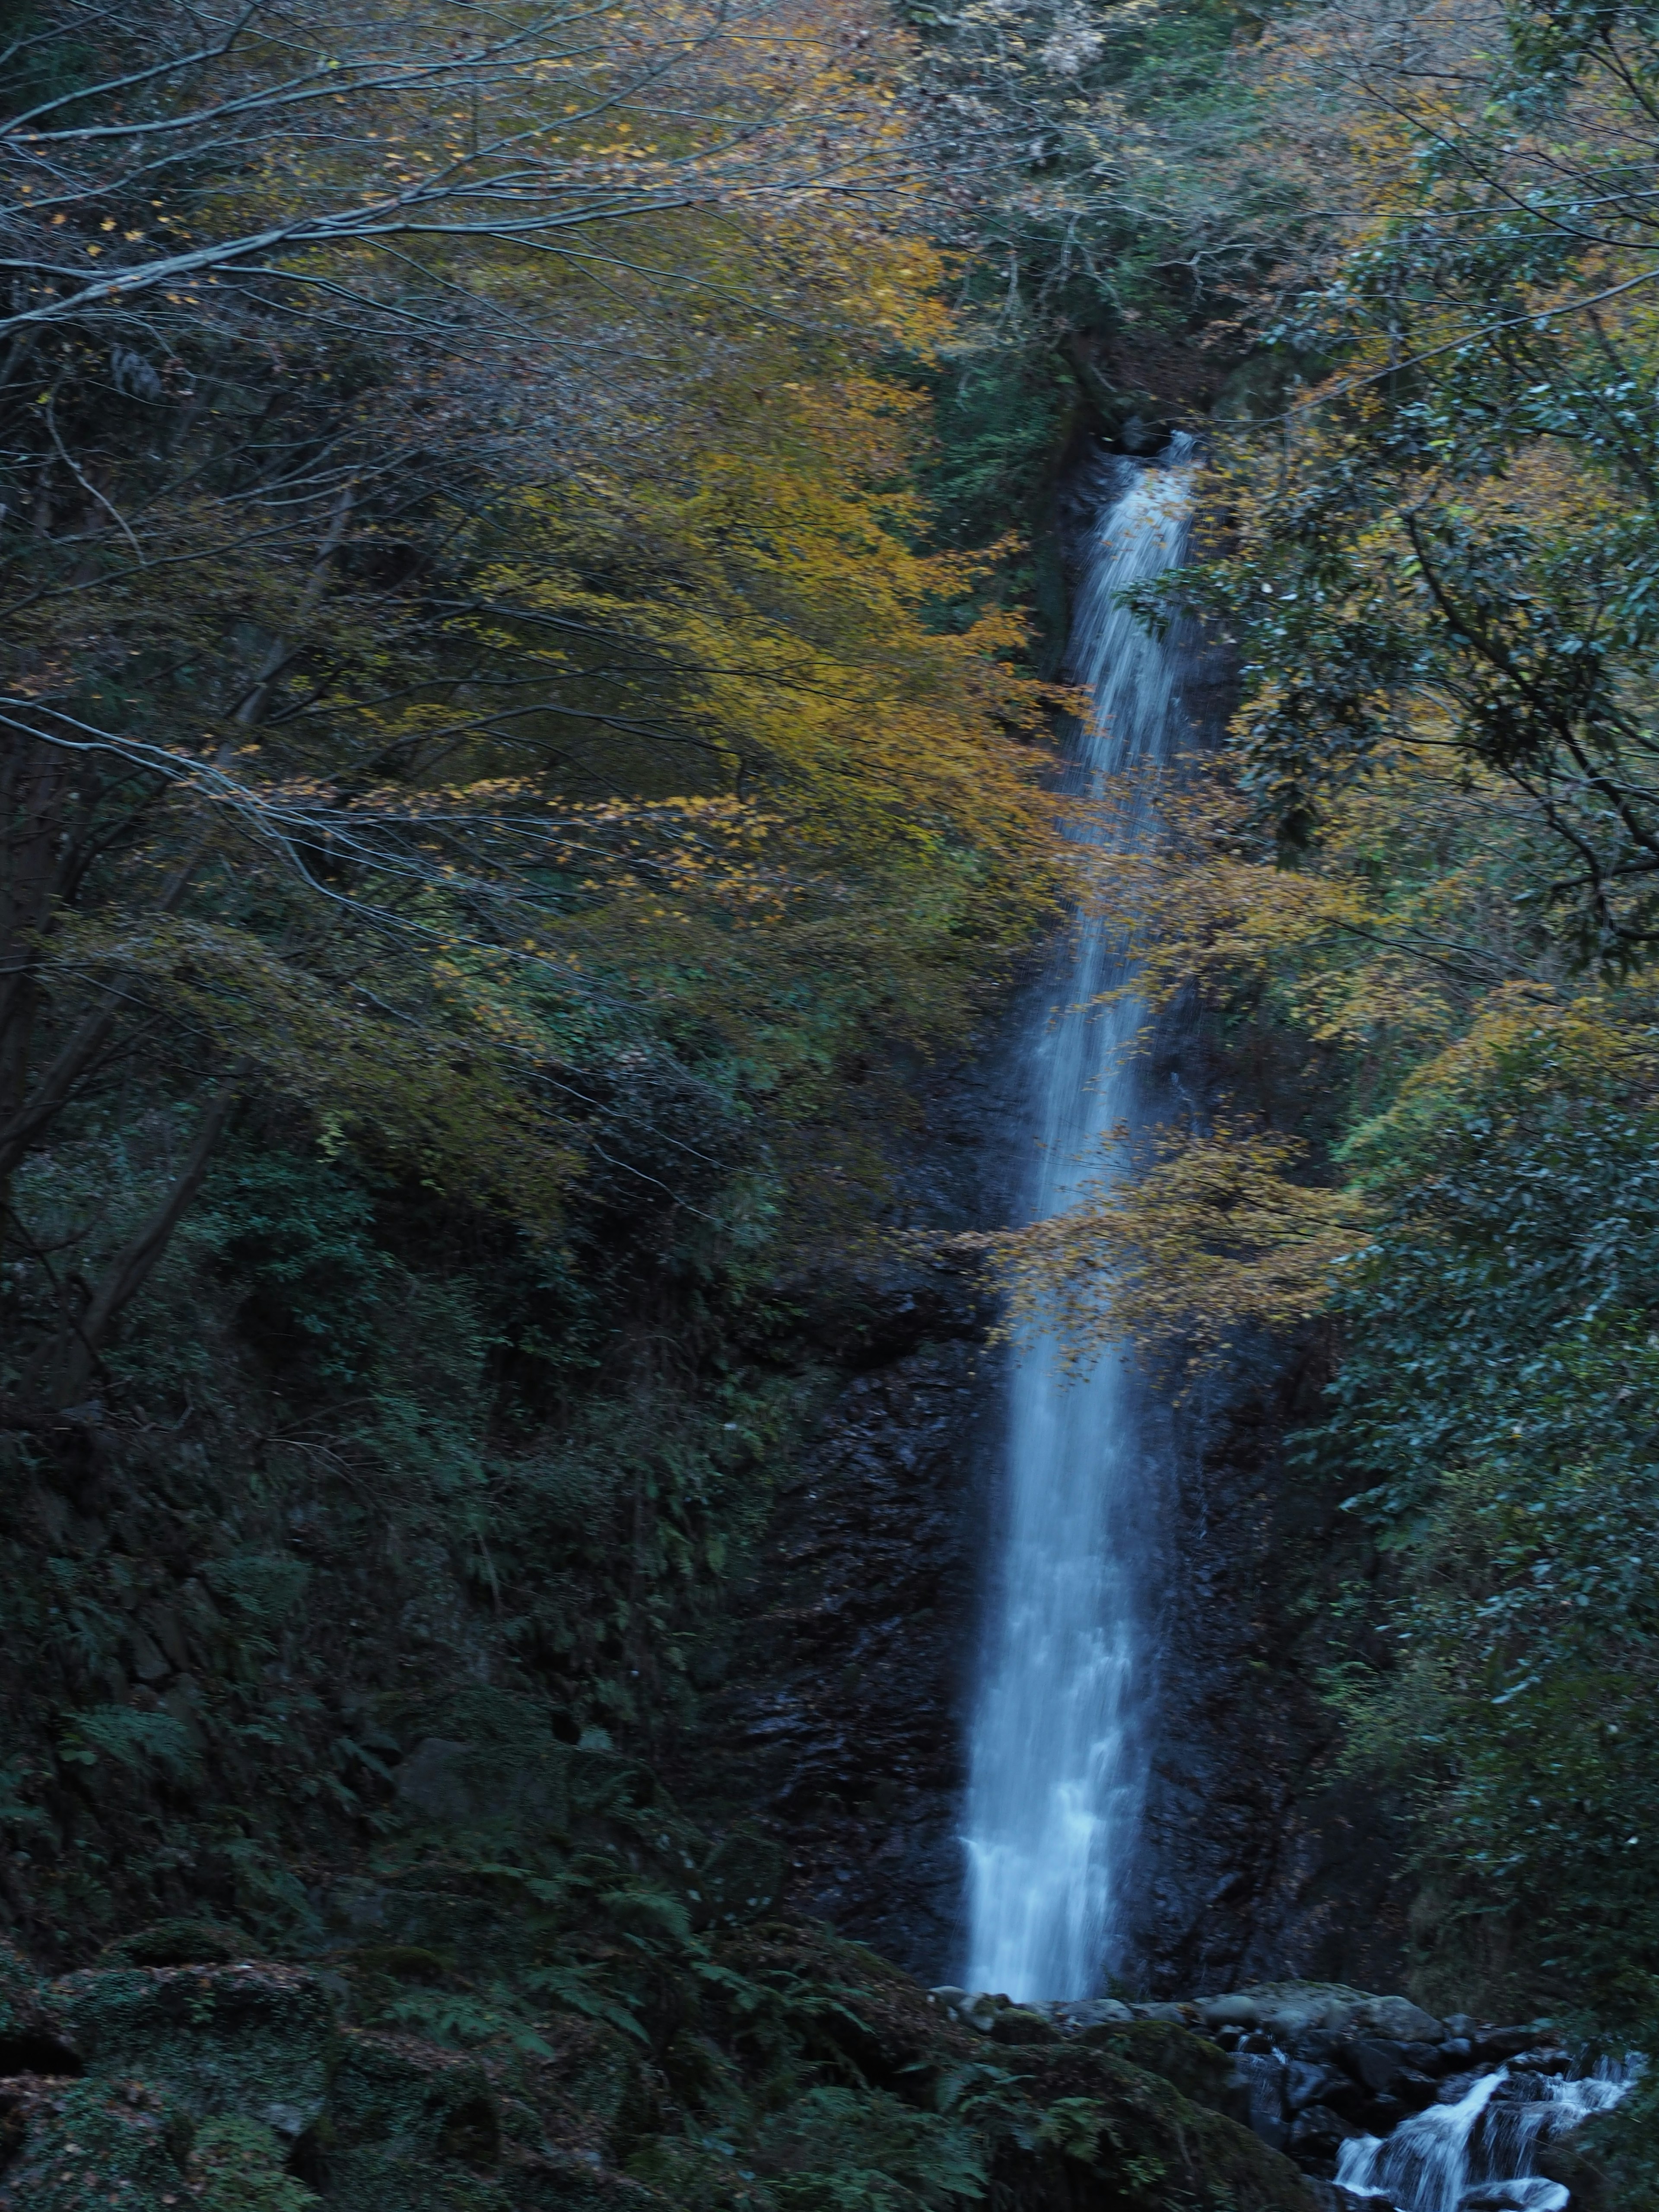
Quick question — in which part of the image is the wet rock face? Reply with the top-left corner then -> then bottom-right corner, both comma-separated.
1135,1356 -> 1413,1995
680,1054 -> 1411,1995
676,1310 -> 997,1980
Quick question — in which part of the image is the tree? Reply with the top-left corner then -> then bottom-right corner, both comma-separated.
0,0 -> 1061,1404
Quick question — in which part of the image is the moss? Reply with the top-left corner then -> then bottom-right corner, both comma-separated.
328,2029 -> 502,2161
99,1920 -> 251,1969
312,2149 -> 518,2212
0,2078 -> 190,2212
1073,2017 -> 1245,2114
51,1963 -> 338,2133
0,1942 -> 46,2043
0,1864 -> 1317,2212
989,2005 -> 1061,2045
189,2115 -> 319,2210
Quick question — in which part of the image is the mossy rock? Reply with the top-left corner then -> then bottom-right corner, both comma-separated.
1074,2016 -> 1246,2117
990,2044 -> 1316,2212
329,2028 -> 502,2161
991,2004 -> 1062,2045
713,1922 -> 1313,2212
189,2114 -> 319,2209
0,1938 -> 76,2074
0,1941 -> 46,2042
0,2077 -> 190,2212
51,1963 -> 339,2138
695,1824 -> 785,1929
99,1918 -> 251,1969
315,2149 -> 515,2212
387,1689 -> 572,1838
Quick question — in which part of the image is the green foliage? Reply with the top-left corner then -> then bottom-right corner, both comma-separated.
1309,998 -> 1659,2017
1074,0 -> 1659,2053
188,2118 -> 319,2212
752,2085 -> 985,2210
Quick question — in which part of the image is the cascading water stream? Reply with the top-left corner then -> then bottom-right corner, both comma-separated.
1336,2060 -> 1635,2212
962,437 -> 1198,2003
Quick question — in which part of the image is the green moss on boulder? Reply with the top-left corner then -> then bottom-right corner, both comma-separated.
51,1962 -> 338,2140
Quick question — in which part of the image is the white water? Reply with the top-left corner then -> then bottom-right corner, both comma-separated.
961,438 -> 1198,2003
1337,2060 -> 1635,2212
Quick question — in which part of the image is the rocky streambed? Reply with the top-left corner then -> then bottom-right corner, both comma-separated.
925,1980 -> 1635,2212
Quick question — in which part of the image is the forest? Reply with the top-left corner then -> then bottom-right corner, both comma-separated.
2,0 -> 1658,2205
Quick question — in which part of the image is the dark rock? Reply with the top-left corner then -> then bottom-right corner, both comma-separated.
1474,2025 -> 1557,2063
1340,2039 -> 1413,2097
1290,2028 -> 1344,2065
990,2006 -> 1061,2046
0,1940 -> 79,2079
1233,2050 -> 1289,2148
1437,2071 -> 1486,2103
1491,2071 -> 1557,2105
1287,2062 -> 1356,2114
1287,2102 -> 1366,2169
1538,2130 -> 1615,2212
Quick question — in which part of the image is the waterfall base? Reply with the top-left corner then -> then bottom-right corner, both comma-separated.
925,1980 -> 1633,2212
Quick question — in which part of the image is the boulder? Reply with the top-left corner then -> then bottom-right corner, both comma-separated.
990,2006 -> 1062,2046
1287,2062 -> 1354,2115
1232,2051 -> 1289,2149
1050,1997 -> 1136,2030
1351,1995 -> 1447,2043
0,1939 -> 78,2077
1472,2024 -> 1554,2063
1337,2038 -> 1439,2109
0,2077 -> 190,2212
1287,2103 -> 1366,2164
51,1962 -> 339,2139
1240,1982 -> 1370,2043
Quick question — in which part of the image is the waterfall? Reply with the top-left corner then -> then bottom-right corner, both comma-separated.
1336,2060 -> 1635,2212
962,435 -> 1198,2002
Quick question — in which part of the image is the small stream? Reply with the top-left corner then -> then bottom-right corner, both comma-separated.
1337,2059 -> 1633,2212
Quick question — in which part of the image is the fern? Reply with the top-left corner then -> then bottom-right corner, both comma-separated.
60,1704 -> 197,1778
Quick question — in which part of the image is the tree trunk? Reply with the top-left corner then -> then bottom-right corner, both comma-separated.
41,1081 -> 240,1408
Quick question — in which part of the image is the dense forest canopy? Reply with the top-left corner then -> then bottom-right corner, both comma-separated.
6,0 -> 1659,2199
